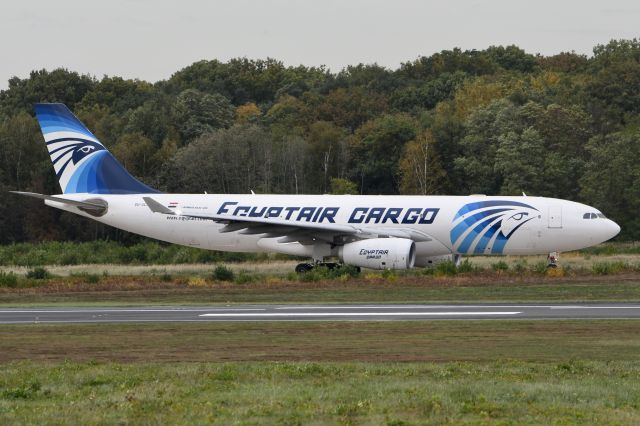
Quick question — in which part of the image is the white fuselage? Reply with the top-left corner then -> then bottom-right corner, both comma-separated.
45,194 -> 621,262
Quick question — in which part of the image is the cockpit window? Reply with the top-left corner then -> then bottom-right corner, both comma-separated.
583,212 -> 605,219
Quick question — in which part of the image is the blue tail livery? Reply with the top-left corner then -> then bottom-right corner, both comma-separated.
34,103 -> 159,194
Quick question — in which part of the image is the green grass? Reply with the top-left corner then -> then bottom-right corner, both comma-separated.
0,241 -> 293,266
2,274 -> 640,306
2,321 -> 640,424
1,361 -> 639,425
2,321 -> 640,363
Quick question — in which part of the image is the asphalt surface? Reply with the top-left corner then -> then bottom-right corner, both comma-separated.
1,304 -> 640,324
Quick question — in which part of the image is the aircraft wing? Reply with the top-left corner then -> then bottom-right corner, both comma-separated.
143,197 -> 432,244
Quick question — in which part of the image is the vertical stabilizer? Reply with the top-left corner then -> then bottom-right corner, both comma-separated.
34,103 -> 159,194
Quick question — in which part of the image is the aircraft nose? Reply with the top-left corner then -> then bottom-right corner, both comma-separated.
607,219 -> 621,240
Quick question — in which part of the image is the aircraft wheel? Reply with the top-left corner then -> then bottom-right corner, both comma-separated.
295,263 -> 314,274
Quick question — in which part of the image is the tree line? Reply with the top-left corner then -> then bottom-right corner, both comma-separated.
1,39 -> 640,242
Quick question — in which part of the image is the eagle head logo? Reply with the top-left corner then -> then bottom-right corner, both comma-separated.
450,200 -> 539,254
48,138 -> 106,179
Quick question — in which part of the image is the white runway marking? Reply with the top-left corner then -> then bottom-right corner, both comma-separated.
199,311 -> 522,317
276,305 -> 625,310
550,306 -> 640,309
0,308 -> 266,314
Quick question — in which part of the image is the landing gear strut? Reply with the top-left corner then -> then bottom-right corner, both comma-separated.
547,251 -> 559,268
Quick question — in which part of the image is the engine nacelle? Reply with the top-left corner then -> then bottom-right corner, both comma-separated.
339,238 -> 416,270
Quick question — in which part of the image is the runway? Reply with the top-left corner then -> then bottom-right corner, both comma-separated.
1,303 -> 640,324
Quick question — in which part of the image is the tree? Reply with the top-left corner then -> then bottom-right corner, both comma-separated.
317,87 -> 388,131
235,102 -> 261,124
350,114 -> 418,194
160,125 -> 274,194
399,130 -> 445,195
124,96 -> 175,146
306,121 -> 348,193
172,89 -> 235,142
494,127 -> 545,195
580,130 -> 640,238
454,99 -> 517,194
78,76 -> 153,114
111,133 -> 156,179
0,68 -> 95,117
329,178 -> 358,195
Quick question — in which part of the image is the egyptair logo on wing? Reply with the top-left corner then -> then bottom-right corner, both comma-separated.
450,201 -> 539,254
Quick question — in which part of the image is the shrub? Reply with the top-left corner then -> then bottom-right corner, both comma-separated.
381,269 -> 396,281
0,271 -> 18,288
434,261 -> 457,276
2,381 -> 41,400
456,259 -> 475,273
84,273 -> 101,284
26,267 -> 50,280
298,264 -> 361,282
592,261 -> 627,275
512,259 -> 528,273
187,277 -> 207,287
545,267 -> 565,277
530,261 -> 548,274
234,271 -> 256,284
338,264 -> 361,278
212,265 -> 235,281
491,261 -> 509,272
71,272 -> 100,284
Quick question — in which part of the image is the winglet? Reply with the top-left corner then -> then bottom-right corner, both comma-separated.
143,197 -> 175,215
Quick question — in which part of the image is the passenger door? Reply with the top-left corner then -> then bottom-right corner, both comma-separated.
548,206 -> 562,228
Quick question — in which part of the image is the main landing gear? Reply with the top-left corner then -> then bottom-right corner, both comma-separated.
295,262 -> 361,274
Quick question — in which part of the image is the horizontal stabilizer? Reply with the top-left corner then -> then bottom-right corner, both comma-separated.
10,191 -> 108,214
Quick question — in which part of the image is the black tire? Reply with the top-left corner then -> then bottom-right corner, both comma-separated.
295,263 -> 314,274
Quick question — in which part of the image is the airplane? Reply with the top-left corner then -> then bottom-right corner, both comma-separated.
11,103 -> 620,273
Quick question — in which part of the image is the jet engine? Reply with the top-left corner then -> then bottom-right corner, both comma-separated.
339,238 -> 416,270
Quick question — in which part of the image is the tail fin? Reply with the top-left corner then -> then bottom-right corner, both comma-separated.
34,103 -> 159,194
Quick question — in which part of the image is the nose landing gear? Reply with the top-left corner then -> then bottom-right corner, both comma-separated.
547,251 -> 559,268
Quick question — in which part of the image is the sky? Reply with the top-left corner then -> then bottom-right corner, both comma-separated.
1,0 -> 638,89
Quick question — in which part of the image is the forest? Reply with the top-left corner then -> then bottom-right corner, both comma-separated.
1,39 -> 639,243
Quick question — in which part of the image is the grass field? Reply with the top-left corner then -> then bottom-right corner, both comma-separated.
3,252 -> 640,277
2,321 -> 640,362
2,360 -> 640,425
3,245 -> 640,423
1,272 -> 640,306
2,321 -> 640,424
